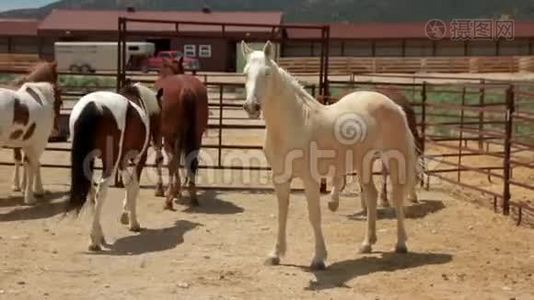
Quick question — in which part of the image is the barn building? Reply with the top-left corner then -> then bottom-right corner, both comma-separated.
283,21 -> 534,57
37,9 -> 284,72
0,19 -> 41,54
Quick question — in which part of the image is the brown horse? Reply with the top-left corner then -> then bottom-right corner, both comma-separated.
155,57 -> 209,210
10,61 -> 62,194
67,81 -> 157,251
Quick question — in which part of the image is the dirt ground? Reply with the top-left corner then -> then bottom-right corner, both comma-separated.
1,72 -> 534,299
0,166 -> 533,299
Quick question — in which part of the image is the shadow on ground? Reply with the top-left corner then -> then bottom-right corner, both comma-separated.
0,191 -> 68,222
181,189 -> 245,215
99,220 -> 202,256
301,252 -> 452,290
348,199 -> 446,221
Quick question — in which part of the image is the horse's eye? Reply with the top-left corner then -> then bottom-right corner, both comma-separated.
263,69 -> 271,76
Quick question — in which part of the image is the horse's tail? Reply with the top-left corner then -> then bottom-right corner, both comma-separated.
68,102 -> 99,213
181,90 -> 200,167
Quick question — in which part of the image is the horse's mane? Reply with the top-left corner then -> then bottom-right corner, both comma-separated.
271,60 -> 319,110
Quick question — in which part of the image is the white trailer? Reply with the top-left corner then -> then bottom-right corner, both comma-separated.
54,41 -> 155,73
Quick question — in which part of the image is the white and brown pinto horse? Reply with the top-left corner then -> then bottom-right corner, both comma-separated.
10,61 -> 60,194
67,81 -> 157,251
0,82 -> 61,204
241,41 -> 418,270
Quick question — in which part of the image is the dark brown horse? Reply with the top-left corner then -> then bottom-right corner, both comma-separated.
10,61 -> 62,193
155,57 -> 209,210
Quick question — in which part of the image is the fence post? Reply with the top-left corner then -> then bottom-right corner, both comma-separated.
502,85 -> 514,216
478,79 -> 485,150
457,87 -> 466,182
218,84 -> 224,167
421,81 -> 428,189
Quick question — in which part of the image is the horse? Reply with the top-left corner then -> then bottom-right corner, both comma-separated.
241,41 -> 418,270
10,61 -> 60,194
329,86 -> 423,214
0,82 -> 62,204
155,56 -> 209,210
67,81 -> 156,251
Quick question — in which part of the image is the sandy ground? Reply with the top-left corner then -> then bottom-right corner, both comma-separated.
1,72 -> 534,299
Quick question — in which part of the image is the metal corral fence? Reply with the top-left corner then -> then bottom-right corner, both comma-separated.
2,69 -> 534,226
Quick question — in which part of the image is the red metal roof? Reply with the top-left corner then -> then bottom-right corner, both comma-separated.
0,19 -> 38,36
38,9 -> 283,35
287,21 -> 534,40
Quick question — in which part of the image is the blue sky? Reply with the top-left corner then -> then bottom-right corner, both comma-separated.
0,0 -> 57,12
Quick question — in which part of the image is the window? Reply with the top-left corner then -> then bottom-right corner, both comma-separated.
184,44 -> 196,57
128,46 -> 140,51
199,45 -> 212,58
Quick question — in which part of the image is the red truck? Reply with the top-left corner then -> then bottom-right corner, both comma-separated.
141,50 -> 200,73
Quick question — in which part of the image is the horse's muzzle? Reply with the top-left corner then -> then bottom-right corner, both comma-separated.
243,101 -> 261,118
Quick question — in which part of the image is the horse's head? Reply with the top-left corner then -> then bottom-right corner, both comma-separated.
241,41 -> 275,119
159,57 -> 184,79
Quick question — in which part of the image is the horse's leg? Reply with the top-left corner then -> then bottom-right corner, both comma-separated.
12,149 -> 22,192
22,150 -> 37,205
303,178 -> 327,270
33,161 -> 44,196
266,180 -> 291,266
89,154 -> 115,251
391,183 -> 408,253
164,145 -> 179,210
380,161 -> 390,208
359,166 -> 378,254
408,185 -> 418,203
120,152 -> 146,231
328,175 -> 345,212
154,145 -> 165,197
185,145 -> 200,207
89,176 -> 111,251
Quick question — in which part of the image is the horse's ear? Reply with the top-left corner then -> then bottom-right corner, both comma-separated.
241,40 -> 253,57
124,78 -> 132,86
263,41 -> 273,59
156,88 -> 163,102
177,56 -> 183,65
50,61 -> 58,68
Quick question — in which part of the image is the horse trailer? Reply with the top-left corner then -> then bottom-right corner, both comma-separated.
54,41 -> 155,73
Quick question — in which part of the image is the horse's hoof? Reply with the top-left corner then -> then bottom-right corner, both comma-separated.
310,260 -> 326,271
164,202 -> 174,211
328,201 -> 339,212
24,197 -> 37,206
358,244 -> 372,254
129,223 -> 142,232
88,244 -> 102,252
155,190 -> 165,197
120,212 -> 129,225
408,197 -> 419,204
380,201 -> 390,208
11,186 -> 21,192
395,244 -> 408,254
264,256 -> 280,266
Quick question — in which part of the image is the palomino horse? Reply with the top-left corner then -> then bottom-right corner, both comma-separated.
329,86 -> 423,213
0,82 -> 62,204
241,41 -> 418,270
155,57 -> 209,210
67,81 -> 156,251
10,61 -> 60,193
